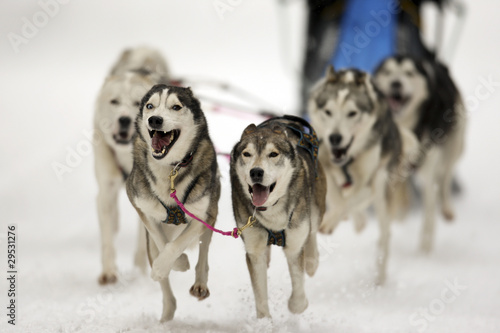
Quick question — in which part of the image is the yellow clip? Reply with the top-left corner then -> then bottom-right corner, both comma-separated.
237,216 -> 256,236
169,169 -> 179,194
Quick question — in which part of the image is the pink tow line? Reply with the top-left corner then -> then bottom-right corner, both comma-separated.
170,190 -> 239,239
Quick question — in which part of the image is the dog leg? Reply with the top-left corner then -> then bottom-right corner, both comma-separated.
284,224 -> 309,314
304,207 -> 320,276
246,250 -> 271,318
373,171 -> 390,286
151,221 -> 205,282
147,234 -> 176,322
353,211 -> 367,233
440,168 -> 455,222
190,229 -> 213,300
159,278 -> 176,322
284,249 -> 308,314
173,253 -> 190,272
320,175 -> 343,234
97,180 -> 121,284
303,232 -> 319,277
420,149 -> 439,254
134,222 -> 148,273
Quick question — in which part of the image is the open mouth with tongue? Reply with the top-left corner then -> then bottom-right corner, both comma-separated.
148,129 -> 180,159
331,137 -> 353,165
387,92 -> 409,114
248,182 -> 276,207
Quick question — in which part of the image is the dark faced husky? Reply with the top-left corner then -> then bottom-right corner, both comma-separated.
126,84 -> 220,322
94,47 -> 168,284
309,66 -> 418,285
230,115 -> 326,318
374,55 -> 466,253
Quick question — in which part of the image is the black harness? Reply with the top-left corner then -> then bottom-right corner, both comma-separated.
254,115 -> 319,247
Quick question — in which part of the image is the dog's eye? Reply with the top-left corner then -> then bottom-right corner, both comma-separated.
146,103 -> 154,110
110,99 -> 119,105
172,105 -> 182,111
269,152 -> 279,158
348,111 -> 358,118
405,71 -> 414,77
243,152 -> 251,157
324,109 -> 332,116
134,101 -> 140,107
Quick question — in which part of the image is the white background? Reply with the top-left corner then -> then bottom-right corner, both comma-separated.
0,1 -> 499,332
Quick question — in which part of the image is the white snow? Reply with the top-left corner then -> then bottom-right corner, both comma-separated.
0,0 -> 499,332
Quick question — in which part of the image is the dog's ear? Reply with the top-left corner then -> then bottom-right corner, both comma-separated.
242,124 -> 257,137
271,124 -> 284,135
326,65 -> 337,82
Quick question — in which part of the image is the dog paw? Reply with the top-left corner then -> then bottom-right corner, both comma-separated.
173,253 -> 190,272
319,223 -> 335,235
98,272 -> 117,285
151,258 -> 173,282
442,208 -> 455,222
288,295 -> 308,314
190,284 -> 210,300
305,256 -> 319,277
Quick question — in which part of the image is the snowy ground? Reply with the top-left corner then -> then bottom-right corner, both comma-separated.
1,1 -> 499,332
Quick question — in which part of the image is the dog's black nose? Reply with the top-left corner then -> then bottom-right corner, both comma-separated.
391,81 -> 402,90
329,133 -> 342,146
250,167 -> 264,183
119,116 -> 131,128
148,116 -> 163,129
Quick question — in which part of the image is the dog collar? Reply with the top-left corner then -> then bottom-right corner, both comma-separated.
341,158 -> 354,188
172,151 -> 194,168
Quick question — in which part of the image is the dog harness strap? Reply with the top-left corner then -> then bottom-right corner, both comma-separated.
170,190 -> 240,238
158,199 -> 187,225
266,229 -> 286,247
177,151 -> 194,168
341,158 -> 354,188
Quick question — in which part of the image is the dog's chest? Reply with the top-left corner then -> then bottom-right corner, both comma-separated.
256,207 -> 291,231
332,146 -> 381,198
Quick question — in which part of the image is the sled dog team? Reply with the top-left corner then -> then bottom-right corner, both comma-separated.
94,47 -> 465,321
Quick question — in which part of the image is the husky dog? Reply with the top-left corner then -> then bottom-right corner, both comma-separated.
126,84 -> 220,322
230,115 -> 326,318
309,66 -> 418,284
94,47 -> 169,284
374,55 -> 466,253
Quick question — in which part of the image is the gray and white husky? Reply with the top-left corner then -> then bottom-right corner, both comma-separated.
230,115 -> 326,318
126,84 -> 220,322
374,55 -> 466,253
309,66 -> 418,285
94,47 -> 168,284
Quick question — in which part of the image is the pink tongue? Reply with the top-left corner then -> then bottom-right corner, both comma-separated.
152,132 -> 171,151
388,99 -> 402,113
252,184 -> 270,207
